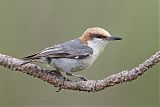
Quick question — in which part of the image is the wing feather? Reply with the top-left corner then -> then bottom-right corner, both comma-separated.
22,39 -> 93,60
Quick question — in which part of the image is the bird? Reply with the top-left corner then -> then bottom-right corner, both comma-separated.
21,27 -> 122,81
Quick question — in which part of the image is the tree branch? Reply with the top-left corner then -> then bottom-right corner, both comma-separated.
0,51 -> 159,92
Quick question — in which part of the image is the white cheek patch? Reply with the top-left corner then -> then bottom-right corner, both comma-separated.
88,38 -> 107,56
91,38 -> 107,46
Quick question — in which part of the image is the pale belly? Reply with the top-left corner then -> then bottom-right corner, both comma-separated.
49,57 -> 94,73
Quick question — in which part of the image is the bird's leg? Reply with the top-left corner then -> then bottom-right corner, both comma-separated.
66,72 -> 88,81
51,70 -> 62,76
50,70 -> 66,79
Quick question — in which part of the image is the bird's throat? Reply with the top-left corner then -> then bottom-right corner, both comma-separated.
87,40 -> 107,57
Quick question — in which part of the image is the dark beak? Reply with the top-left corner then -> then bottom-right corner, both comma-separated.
110,35 -> 122,41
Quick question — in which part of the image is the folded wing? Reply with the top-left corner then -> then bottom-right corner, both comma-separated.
22,39 -> 93,60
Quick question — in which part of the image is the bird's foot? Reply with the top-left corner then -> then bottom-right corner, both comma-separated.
80,76 -> 88,81
66,72 -> 88,81
50,70 -> 66,80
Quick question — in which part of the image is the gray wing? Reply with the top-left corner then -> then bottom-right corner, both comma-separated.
22,39 -> 93,60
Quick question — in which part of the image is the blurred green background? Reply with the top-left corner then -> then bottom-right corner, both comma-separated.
0,0 -> 159,107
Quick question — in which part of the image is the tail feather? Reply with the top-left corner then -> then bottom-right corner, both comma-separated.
20,53 -> 40,66
22,53 -> 40,60
19,60 -> 32,66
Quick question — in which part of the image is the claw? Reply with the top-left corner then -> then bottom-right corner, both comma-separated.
56,87 -> 62,92
80,76 -> 88,81
66,72 -> 88,81
50,70 -> 66,79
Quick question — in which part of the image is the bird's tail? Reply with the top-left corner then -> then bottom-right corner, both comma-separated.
22,53 -> 40,60
20,53 -> 40,66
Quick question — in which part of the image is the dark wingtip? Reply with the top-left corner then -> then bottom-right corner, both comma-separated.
21,53 -> 39,60
19,61 -> 32,66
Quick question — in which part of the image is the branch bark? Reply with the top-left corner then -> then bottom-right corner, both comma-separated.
0,51 -> 159,92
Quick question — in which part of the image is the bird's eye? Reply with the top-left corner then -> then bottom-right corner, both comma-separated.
96,35 -> 102,38
95,34 -> 107,39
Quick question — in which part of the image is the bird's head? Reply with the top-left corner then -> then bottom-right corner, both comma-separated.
80,27 -> 122,50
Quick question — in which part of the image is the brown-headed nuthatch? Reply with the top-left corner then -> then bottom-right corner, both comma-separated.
21,27 -> 122,81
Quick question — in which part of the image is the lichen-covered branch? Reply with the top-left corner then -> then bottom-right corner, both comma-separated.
0,51 -> 160,92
